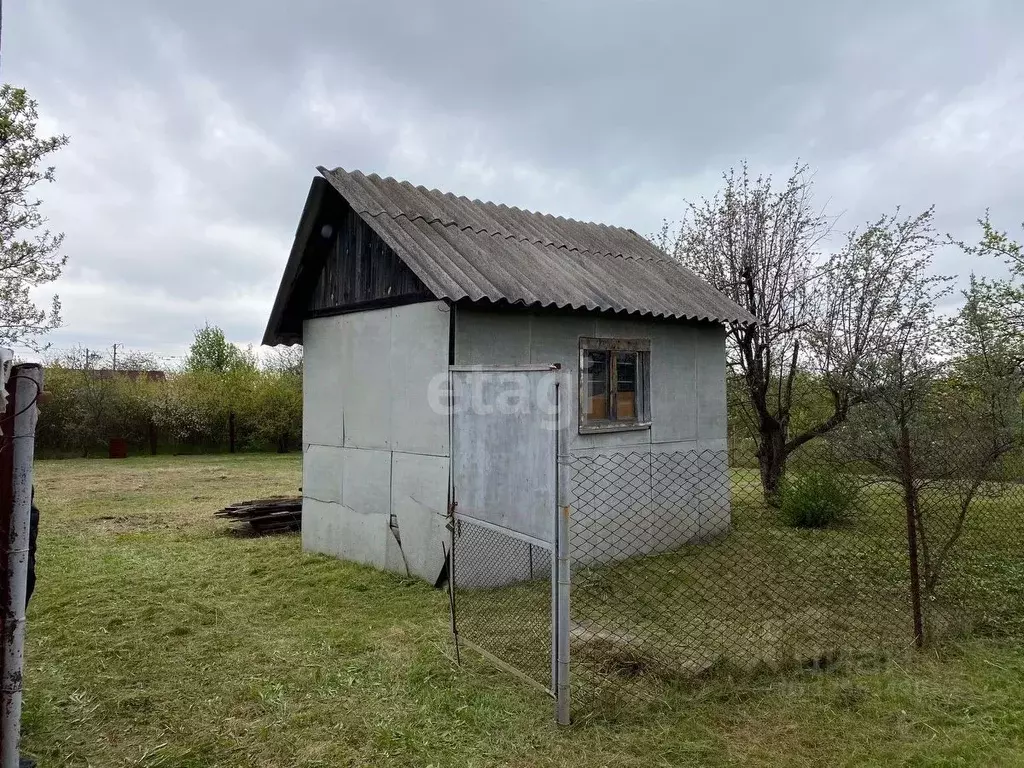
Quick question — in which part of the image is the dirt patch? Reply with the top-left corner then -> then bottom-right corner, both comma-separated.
570,622 -> 710,681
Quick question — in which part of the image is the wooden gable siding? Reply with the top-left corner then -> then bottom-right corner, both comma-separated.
308,202 -> 430,315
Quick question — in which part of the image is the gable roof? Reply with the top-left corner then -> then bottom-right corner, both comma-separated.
263,167 -> 756,344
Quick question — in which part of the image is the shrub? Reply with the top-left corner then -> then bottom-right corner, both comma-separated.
779,470 -> 858,528
35,364 -> 304,457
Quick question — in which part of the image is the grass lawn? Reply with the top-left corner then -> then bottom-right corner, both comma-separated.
20,454 -> 1024,766
458,466 -> 1024,712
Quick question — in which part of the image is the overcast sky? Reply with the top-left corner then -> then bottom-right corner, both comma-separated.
4,0 -> 1023,360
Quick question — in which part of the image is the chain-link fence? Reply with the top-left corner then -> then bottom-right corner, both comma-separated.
449,515 -> 555,695
449,446 -> 1024,720
569,448 -> 1024,711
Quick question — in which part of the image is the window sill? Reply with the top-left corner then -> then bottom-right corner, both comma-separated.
578,421 -> 652,435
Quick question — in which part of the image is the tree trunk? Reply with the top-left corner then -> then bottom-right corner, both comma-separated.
757,422 -> 788,506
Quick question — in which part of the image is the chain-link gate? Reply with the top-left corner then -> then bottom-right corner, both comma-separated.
449,514 -> 555,693
446,365 -> 570,723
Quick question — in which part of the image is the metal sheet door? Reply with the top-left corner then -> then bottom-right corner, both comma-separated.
448,364 -> 570,724
450,365 -> 559,544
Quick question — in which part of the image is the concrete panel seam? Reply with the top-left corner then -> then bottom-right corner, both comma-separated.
303,494 -> 341,505
390,448 -> 451,459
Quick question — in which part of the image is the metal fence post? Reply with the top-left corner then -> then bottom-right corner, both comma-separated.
556,491 -> 571,725
1,363 -> 41,767
903,486 -> 926,649
554,381 -> 571,726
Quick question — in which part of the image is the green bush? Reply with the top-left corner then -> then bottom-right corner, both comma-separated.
779,470 -> 858,529
35,364 -> 304,457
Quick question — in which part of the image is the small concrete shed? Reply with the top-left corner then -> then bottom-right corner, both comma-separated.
263,167 -> 755,583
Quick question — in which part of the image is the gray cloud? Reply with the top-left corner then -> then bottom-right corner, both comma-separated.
4,0 -> 1023,358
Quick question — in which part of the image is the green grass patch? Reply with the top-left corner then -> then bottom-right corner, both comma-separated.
563,468 -> 1024,701
17,454 -> 1024,766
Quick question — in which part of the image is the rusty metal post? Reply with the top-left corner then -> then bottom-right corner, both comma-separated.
899,423 -> 926,649
903,486 -> 925,648
0,363 -> 41,767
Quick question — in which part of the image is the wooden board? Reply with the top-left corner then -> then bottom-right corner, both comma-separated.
215,496 -> 302,534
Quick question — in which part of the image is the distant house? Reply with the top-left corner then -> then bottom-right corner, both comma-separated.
263,167 -> 754,583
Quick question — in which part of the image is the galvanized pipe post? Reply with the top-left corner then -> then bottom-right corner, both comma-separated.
555,489 -> 571,725
554,381 -> 571,726
1,363 -> 41,767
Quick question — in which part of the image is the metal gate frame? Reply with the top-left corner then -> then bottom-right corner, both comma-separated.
449,516 -> 556,690
446,366 -> 571,725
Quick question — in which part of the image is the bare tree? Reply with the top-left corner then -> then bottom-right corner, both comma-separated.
950,214 -> 1024,355
661,162 -> 944,501
804,208 -> 952,436
0,85 -> 69,349
45,344 -> 102,370
107,348 -> 159,372
263,345 -> 303,376
837,285 -> 1023,641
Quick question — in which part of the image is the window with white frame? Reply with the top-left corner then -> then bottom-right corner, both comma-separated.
579,337 -> 651,433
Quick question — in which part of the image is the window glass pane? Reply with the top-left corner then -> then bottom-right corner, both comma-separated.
615,352 -> 637,420
585,350 -> 610,420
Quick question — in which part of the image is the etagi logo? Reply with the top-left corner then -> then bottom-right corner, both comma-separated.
427,366 -> 572,431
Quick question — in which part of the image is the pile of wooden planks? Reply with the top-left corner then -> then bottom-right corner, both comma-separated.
215,496 -> 302,534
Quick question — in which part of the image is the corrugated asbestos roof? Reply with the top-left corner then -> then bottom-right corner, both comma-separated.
264,168 -> 756,344
318,167 -> 755,326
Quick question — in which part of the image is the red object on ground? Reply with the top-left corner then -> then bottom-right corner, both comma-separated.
108,438 -> 128,459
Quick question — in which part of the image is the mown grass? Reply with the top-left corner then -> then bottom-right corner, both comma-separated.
461,466 -> 1024,709
570,467 -> 1024,672
20,454 -> 1024,766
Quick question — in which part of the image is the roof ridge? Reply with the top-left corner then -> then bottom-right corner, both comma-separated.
455,224 -> 661,260
327,166 -> 631,233
357,208 -> 661,260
